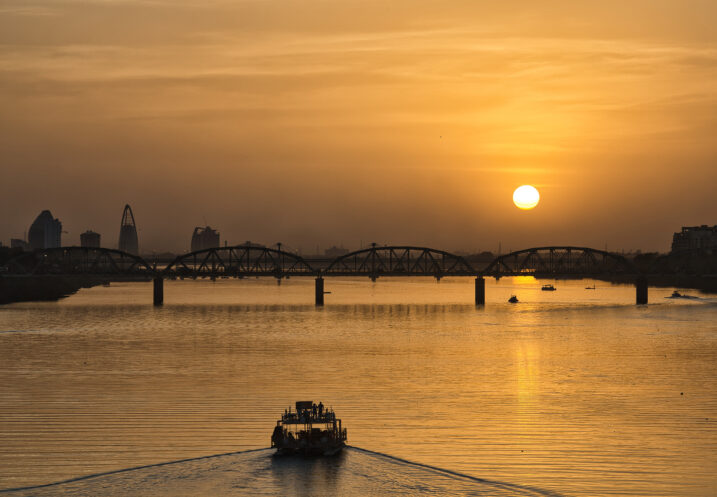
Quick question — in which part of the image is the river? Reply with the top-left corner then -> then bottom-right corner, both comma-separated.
1,277 -> 716,496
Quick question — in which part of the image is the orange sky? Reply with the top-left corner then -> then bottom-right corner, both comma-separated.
1,0 -> 715,253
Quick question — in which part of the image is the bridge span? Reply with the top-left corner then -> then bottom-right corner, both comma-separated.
2,245 -> 680,306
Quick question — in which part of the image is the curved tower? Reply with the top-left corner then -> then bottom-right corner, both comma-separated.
28,210 -> 62,250
118,204 -> 139,255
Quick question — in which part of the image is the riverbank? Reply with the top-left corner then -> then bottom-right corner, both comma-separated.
0,276 -> 104,305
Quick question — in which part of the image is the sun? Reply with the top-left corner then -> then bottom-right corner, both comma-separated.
513,185 -> 540,210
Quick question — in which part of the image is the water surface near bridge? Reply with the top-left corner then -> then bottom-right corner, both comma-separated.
1,277 -> 716,496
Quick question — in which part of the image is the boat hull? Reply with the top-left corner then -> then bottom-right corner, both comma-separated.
275,443 -> 345,457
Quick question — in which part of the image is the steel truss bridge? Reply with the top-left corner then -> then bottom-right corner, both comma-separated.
482,246 -> 636,278
164,246 -> 315,279
3,245 -> 708,306
322,245 -> 475,280
3,247 -> 154,277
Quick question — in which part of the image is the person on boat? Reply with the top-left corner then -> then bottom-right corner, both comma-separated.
272,425 -> 284,446
312,403 -> 318,418
318,402 -> 324,417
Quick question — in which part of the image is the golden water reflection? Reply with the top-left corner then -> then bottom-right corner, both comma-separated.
1,278 -> 716,496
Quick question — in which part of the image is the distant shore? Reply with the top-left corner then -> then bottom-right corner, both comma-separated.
0,276 -> 109,305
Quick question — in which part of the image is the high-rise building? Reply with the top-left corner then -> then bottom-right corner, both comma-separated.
671,225 -> 717,252
191,226 -> 220,252
118,204 -> 139,255
80,230 -> 101,248
28,210 -> 62,250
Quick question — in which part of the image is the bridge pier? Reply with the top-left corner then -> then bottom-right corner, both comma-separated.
153,276 -> 164,306
475,276 -> 485,305
635,276 -> 648,305
315,276 -> 324,306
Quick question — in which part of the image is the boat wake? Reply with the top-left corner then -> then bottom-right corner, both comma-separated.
1,447 -> 563,497
349,446 -> 564,497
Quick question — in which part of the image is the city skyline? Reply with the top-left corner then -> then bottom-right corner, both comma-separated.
6,204 -> 707,255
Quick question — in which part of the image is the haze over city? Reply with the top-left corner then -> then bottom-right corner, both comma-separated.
3,2 -> 717,497
2,0 -> 716,253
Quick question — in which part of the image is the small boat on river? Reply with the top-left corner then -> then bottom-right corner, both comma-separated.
508,295 -> 519,303
665,291 -> 699,300
271,401 -> 347,456
541,284 -> 556,291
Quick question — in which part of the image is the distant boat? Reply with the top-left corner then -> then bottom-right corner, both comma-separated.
271,401 -> 347,456
541,284 -> 556,291
666,291 -> 699,300
508,295 -> 519,303
585,285 -> 596,290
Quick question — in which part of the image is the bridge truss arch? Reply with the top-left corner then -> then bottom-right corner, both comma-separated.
3,247 -> 154,276
482,246 -> 637,278
162,245 -> 315,279
323,245 -> 476,279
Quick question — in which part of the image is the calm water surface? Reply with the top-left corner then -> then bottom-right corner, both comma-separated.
1,278 -> 716,496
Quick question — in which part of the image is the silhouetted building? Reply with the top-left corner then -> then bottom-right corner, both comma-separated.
241,241 -> 265,248
118,204 -> 139,255
191,226 -> 220,252
10,239 -> 29,250
324,245 -> 349,257
28,210 -> 62,250
671,225 -> 717,252
80,230 -> 101,248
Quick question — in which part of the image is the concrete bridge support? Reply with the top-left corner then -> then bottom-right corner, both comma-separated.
153,276 -> 164,306
635,276 -> 648,305
475,276 -> 485,305
315,276 -> 324,306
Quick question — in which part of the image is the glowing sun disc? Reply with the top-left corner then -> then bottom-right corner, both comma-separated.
513,185 -> 540,210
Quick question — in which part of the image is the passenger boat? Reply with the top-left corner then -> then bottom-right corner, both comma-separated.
271,401 -> 347,456
541,284 -> 556,291
508,295 -> 519,303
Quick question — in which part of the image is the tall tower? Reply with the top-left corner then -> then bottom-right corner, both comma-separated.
118,204 -> 139,255
28,210 -> 62,250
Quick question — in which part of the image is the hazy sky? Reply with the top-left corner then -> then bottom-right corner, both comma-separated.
1,0 -> 715,254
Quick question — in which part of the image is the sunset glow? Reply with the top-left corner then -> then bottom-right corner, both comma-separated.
1,1 -> 715,252
1,3 -> 716,496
